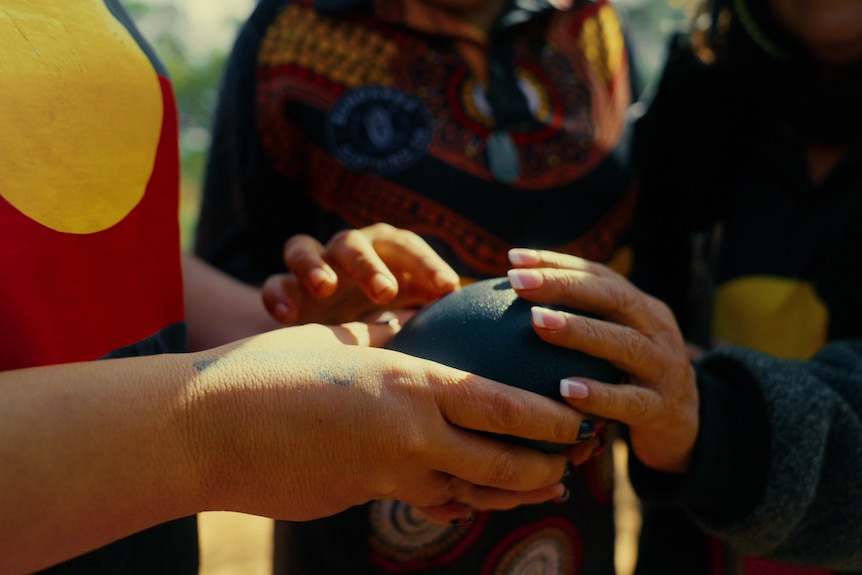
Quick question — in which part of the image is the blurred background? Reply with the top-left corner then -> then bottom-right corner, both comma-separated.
119,1 -> 697,573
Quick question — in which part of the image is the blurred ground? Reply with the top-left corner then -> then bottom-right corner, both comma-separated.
198,441 -> 640,575
199,512 -> 272,575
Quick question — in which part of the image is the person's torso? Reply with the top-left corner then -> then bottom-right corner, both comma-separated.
251,0 -> 638,281
0,1 -> 196,572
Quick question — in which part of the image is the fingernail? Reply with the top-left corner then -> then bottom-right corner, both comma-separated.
591,434 -> 607,457
371,273 -> 396,298
309,266 -> 334,290
553,487 -> 570,503
508,248 -> 540,266
274,302 -> 290,321
531,307 -> 566,330
577,420 -> 596,441
451,515 -> 474,526
434,271 -> 460,291
563,461 -> 576,478
560,378 -> 589,399
507,269 -> 542,290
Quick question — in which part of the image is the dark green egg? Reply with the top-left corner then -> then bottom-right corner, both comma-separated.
386,277 -> 622,453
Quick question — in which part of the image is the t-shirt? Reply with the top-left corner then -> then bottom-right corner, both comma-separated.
0,1 -> 197,572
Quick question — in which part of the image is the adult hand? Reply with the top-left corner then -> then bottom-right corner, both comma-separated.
262,223 -> 460,326
505,248 -> 699,474
409,435 -> 603,525
189,320 -> 587,521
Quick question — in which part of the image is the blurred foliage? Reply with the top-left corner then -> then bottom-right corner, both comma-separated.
121,0 -> 231,186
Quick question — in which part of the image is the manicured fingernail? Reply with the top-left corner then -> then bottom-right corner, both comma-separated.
507,269 -> 542,290
451,515 -> 474,526
508,248 -> 540,265
563,461 -> 576,478
531,307 -> 566,330
560,378 -> 589,399
577,420 -> 596,441
553,487 -> 570,503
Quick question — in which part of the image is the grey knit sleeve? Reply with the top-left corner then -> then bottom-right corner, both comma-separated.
692,340 -> 862,570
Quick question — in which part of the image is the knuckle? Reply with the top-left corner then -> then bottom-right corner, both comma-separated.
365,222 -> 396,237
325,229 -> 356,250
484,449 -> 519,487
624,389 -> 650,419
424,475 -> 458,506
487,389 -> 530,432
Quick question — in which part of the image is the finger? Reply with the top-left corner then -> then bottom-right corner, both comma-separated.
276,320 -> 403,348
509,248 -> 620,279
419,373 -> 593,490
528,303 -> 685,389
328,320 -> 403,348
509,266 -> 650,330
433,371 -> 588,449
363,223 -> 460,298
325,229 -> 399,304
559,377 -> 659,428
562,432 -> 605,466
412,502 -> 475,526
283,235 -> 338,298
453,481 -> 568,511
261,273 -> 303,326
560,377 -> 698,473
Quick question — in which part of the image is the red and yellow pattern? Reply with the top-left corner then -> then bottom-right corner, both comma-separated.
0,0 -> 183,370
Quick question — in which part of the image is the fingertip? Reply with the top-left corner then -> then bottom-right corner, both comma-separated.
369,272 -> 398,302
308,266 -> 337,297
508,247 -> 540,266
559,378 -> 589,399
433,270 -> 460,293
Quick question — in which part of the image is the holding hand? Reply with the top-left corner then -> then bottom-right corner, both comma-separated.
262,223 -> 460,326
506,248 -> 699,474
190,322 -> 588,521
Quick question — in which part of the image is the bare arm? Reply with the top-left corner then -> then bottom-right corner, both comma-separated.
0,322 -> 585,574
182,252 -> 281,351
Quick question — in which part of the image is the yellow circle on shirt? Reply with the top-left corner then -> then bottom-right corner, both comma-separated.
0,0 -> 163,234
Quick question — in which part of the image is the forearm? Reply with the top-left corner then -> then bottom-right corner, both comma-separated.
0,354 -> 204,574
183,252 -> 281,351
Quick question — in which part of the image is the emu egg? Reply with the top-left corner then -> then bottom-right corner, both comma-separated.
386,277 -> 621,453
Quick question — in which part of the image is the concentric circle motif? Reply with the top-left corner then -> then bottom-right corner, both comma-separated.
368,499 -> 475,565
482,518 -> 581,575
325,86 -> 433,175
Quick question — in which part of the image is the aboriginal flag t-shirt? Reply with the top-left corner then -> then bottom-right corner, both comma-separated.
0,0 -> 196,572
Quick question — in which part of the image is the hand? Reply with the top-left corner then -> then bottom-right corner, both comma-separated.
505,248 -> 699,473
410,435 -> 605,525
262,223 -> 460,326
188,319 -> 590,521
